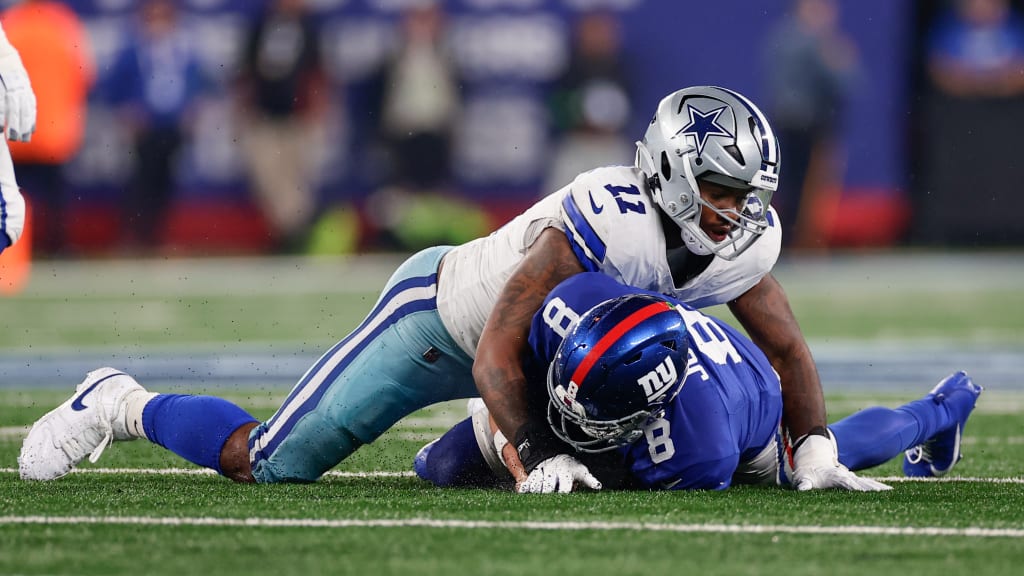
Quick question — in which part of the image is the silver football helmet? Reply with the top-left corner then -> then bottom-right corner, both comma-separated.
635,86 -> 781,260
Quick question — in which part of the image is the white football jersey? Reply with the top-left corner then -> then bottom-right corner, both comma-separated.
436,165 -> 781,357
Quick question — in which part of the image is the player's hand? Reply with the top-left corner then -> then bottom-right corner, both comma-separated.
791,432 -> 891,492
517,454 -> 602,494
0,53 -> 36,142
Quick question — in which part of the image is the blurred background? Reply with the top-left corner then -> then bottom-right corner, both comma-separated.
4,0 -> 1024,258
1,0 -> 1023,396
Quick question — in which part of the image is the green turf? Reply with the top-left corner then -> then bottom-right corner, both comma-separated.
3,254 -> 1024,348
2,392 -> 1022,576
2,254 -> 1023,574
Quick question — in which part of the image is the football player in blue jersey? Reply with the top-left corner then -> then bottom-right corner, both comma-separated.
20,86 -> 872,493
415,273 -> 982,492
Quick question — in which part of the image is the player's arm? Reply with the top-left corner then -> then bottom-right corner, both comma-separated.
729,274 -> 889,491
728,273 -> 825,440
473,227 -> 589,484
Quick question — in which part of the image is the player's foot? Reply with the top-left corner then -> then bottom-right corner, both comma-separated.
18,368 -> 145,481
903,371 -> 983,477
413,438 -> 439,481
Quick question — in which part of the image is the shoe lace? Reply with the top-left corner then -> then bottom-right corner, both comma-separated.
87,420 -> 114,463
905,442 -> 934,465
59,418 -> 114,465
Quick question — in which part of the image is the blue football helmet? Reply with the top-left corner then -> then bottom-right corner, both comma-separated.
546,294 -> 690,453
635,86 -> 781,260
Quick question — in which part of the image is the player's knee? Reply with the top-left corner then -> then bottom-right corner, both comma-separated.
420,418 -> 497,488
220,422 -> 258,483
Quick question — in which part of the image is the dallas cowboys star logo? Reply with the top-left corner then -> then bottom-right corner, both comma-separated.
676,104 -> 733,157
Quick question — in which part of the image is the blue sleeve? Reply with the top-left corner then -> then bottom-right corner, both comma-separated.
560,194 -> 604,272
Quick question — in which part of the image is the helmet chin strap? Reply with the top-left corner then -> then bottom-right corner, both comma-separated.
681,227 -> 714,255
676,152 -> 716,255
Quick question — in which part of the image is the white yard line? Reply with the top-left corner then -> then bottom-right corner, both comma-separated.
0,515 -> 1019,538
1,467 -> 1022,484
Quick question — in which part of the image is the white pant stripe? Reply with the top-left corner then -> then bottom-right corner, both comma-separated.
249,282 -> 437,461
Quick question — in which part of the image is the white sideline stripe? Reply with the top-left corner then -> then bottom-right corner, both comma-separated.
0,467 -> 413,477
2,467 -> 1022,484
0,515 -> 1019,538
0,427 -> 440,442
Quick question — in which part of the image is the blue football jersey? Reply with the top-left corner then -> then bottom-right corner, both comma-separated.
528,273 -> 783,490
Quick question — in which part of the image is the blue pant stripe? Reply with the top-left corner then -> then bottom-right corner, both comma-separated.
264,271 -> 437,432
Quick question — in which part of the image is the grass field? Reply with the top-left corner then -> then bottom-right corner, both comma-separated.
1,252 -> 1023,575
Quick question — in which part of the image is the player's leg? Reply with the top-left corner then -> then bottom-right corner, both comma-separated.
18,366 -> 260,482
19,247 -> 467,484
247,246 -> 477,483
415,399 -> 512,488
135,393 -> 259,480
829,371 -> 982,475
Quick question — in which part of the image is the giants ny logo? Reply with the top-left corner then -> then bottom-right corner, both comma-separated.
636,357 -> 677,401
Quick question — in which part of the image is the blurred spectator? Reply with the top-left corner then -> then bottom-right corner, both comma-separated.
237,0 -> 330,254
544,11 -> 634,195
2,0 -> 95,257
927,0 -> 1024,97
765,0 -> 859,251
105,0 -> 207,253
365,1 -> 465,250
912,0 -> 1024,245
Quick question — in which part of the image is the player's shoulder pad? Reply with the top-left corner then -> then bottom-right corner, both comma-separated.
560,166 -> 658,270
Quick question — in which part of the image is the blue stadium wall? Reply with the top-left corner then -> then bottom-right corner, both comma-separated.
19,0 -> 912,251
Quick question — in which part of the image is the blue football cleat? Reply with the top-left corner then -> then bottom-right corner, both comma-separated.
903,371 -> 983,477
413,438 -> 439,481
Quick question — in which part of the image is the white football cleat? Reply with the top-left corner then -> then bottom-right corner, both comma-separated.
18,367 -> 145,481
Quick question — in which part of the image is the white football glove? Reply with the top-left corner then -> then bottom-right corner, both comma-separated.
791,432 -> 891,492
0,32 -> 36,142
517,454 -> 603,494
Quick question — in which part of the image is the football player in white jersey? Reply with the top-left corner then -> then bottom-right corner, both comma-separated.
0,22 -> 35,255
416,274 -> 980,492
20,86 -> 870,494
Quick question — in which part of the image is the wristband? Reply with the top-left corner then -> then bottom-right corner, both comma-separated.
791,425 -> 830,453
514,421 -> 564,473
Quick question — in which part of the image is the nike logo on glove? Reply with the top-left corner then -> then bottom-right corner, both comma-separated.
70,373 -> 123,411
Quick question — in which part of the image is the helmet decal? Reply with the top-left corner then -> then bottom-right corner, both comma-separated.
676,104 -> 733,158
637,356 -> 678,401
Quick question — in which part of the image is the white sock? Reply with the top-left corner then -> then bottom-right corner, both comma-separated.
121,391 -> 159,440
